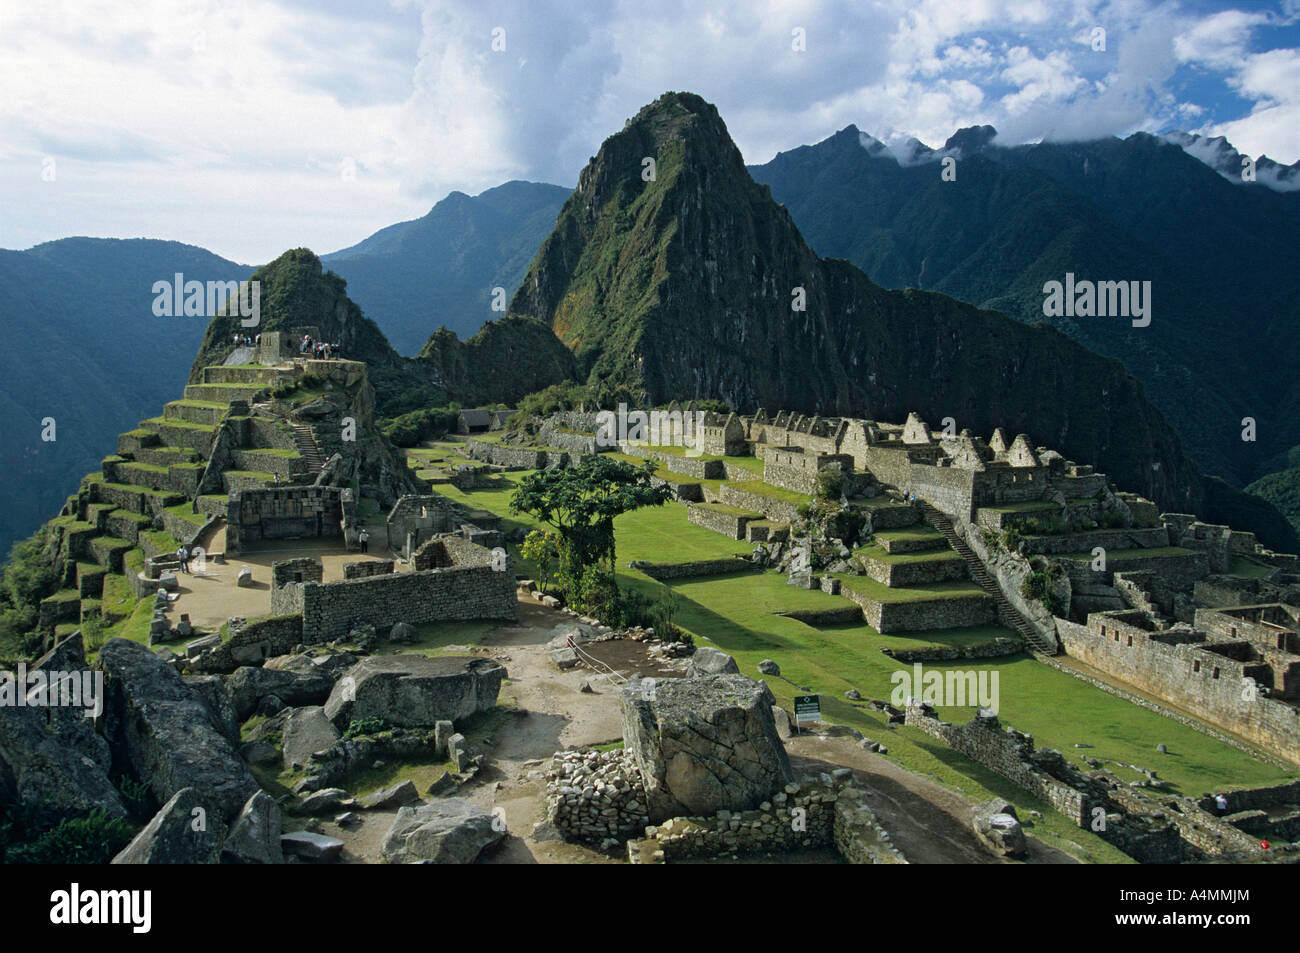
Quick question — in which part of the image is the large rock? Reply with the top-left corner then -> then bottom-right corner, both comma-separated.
183,675 -> 241,749
381,799 -> 504,864
228,665 -> 333,721
0,633 -> 126,819
281,830 -> 343,862
972,799 -> 1028,858
686,646 -> 739,676
281,706 -> 341,769
621,673 -> 794,821
111,788 -> 224,864
98,638 -> 259,823
361,780 -> 421,810
222,791 -> 284,864
324,656 -> 507,730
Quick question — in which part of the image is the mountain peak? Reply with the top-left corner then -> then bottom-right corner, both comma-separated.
944,124 -> 998,155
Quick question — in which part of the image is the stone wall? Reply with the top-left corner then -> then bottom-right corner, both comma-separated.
687,503 -> 761,539
844,588 -> 995,634
634,557 -> 753,580
718,484 -> 802,523
343,559 -> 395,579
762,450 -> 853,496
546,748 -> 649,844
226,485 -> 352,552
192,614 -> 304,673
861,553 -> 967,588
905,703 -> 1097,825
1057,611 -> 1300,764
300,544 -> 517,642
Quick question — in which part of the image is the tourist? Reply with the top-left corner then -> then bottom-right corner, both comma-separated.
359,528 -> 370,553
176,545 -> 188,574
1214,793 -> 1229,814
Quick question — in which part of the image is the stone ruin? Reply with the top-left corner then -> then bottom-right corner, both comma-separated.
542,664 -> 904,863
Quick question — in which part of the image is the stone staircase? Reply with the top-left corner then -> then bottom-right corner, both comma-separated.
918,501 -> 1057,655
290,422 -> 327,475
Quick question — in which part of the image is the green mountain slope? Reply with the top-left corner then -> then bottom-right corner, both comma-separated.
0,239 -> 252,559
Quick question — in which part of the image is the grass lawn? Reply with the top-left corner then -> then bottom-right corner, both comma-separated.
856,544 -> 962,566
1228,556 -> 1276,579
837,574 -> 987,604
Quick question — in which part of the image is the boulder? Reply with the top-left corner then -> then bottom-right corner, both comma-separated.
239,739 -> 280,766
546,623 -> 595,651
361,780 -> 421,811
111,788 -> 224,864
236,567 -> 254,588
0,634 -> 126,819
621,674 -> 794,821
388,622 -> 418,644
264,651 -> 358,680
280,830 -> 344,862
281,706 -> 341,769
98,638 -> 258,823
757,659 -> 780,676
381,799 -> 504,864
972,799 -> 1028,858
228,666 -> 333,721
548,647 -> 579,670
324,655 -> 507,730
221,791 -> 284,864
183,675 -> 241,748
686,646 -> 739,677
299,787 -> 352,816
434,720 -> 454,755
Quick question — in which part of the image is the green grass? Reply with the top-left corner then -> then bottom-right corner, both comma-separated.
1228,555 -> 1275,579
692,501 -> 763,519
837,574 -> 988,604
722,455 -> 765,475
874,526 -> 945,543
139,528 -> 183,554
726,479 -> 808,504
856,544 -> 962,566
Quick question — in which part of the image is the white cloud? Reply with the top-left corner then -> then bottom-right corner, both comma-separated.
0,0 -> 1295,262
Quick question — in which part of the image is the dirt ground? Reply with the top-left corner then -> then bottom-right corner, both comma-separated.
312,598 -> 1078,865
170,528 -> 401,632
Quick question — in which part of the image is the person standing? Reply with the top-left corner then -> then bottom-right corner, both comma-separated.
359,529 -> 369,554
176,545 -> 189,574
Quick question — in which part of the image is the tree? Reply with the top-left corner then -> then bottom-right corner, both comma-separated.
510,456 -> 671,616
520,529 -> 561,595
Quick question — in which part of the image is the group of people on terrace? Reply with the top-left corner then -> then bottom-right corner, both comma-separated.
300,334 -> 342,360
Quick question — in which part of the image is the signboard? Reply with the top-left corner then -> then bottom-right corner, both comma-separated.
794,694 -> 821,725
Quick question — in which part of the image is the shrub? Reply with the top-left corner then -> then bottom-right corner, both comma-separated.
814,467 -> 846,501
344,717 -> 390,739
5,809 -> 137,865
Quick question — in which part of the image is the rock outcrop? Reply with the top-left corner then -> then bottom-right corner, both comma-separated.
98,638 -> 259,822
0,634 -> 126,820
381,798 -> 504,864
111,787 -> 224,864
621,673 -> 794,821
324,655 -> 506,730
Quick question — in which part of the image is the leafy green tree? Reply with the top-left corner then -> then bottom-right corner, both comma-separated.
510,456 -> 671,616
520,529 -> 561,595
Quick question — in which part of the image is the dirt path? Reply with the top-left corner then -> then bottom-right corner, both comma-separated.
785,735 -> 1079,864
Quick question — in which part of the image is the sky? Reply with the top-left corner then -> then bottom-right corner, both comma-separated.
1,0 -> 1296,264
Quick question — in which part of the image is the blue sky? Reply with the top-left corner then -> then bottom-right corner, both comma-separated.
1,0 -> 1296,264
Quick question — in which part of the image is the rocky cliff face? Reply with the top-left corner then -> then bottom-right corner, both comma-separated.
506,91 -> 1202,512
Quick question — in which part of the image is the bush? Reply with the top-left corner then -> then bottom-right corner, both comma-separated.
814,467 -> 846,501
344,717 -> 390,739
5,809 -> 137,864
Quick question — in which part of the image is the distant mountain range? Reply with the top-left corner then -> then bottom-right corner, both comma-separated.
3,102 -> 1298,558
746,123 -> 1300,491
322,181 -> 570,354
